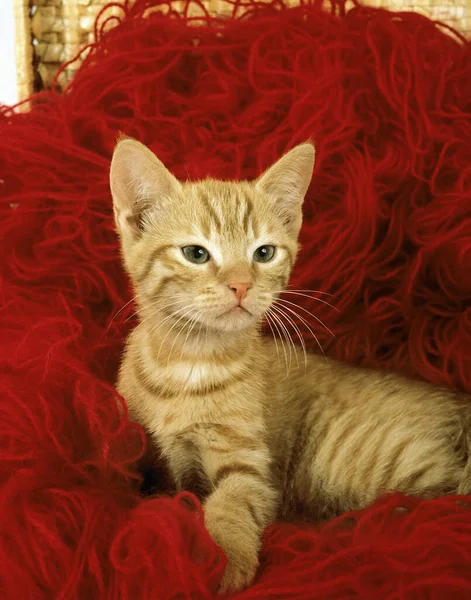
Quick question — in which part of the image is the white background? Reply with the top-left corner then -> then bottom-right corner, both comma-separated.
0,0 -> 18,106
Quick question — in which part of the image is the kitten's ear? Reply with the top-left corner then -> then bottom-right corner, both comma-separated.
110,137 -> 182,239
255,142 -> 315,232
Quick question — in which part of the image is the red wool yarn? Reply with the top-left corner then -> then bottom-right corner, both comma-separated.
1,0 -> 471,598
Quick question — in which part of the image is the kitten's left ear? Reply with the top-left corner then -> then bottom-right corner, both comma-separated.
255,142 -> 315,231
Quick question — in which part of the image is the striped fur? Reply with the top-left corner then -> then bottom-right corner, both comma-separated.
110,139 -> 471,594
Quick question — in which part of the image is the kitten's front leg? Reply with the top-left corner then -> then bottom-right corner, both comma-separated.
200,431 -> 278,594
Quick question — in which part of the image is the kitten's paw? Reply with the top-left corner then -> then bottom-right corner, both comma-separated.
204,501 -> 263,595
217,556 -> 258,595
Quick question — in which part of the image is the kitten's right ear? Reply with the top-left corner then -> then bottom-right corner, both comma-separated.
255,142 -> 315,235
110,138 -> 182,239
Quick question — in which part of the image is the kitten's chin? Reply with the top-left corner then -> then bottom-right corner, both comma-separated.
204,307 -> 259,333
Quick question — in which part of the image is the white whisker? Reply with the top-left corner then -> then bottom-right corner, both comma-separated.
269,304 -> 301,370
266,307 -> 293,372
275,297 -> 337,340
269,304 -> 307,371
110,288 -> 183,330
273,300 -> 326,363
178,310 -> 203,366
105,291 -> 146,336
285,287 -> 333,296
166,309 -> 201,368
195,310 -> 206,356
135,298 -> 186,333
109,295 -> 138,325
264,313 -> 280,365
272,290 -> 339,313
152,304 -> 198,363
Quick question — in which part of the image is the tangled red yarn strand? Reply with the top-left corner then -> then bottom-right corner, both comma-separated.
1,1 -> 471,598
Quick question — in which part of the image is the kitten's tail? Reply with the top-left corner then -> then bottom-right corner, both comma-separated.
457,406 -> 471,495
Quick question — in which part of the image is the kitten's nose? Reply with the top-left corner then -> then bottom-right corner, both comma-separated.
228,282 -> 252,302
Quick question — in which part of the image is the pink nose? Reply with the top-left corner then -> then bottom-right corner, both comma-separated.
228,282 -> 252,302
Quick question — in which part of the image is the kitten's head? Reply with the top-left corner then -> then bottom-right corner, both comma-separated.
110,139 -> 315,332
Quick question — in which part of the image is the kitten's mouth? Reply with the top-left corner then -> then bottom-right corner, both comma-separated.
232,306 -> 251,315
218,305 -> 252,318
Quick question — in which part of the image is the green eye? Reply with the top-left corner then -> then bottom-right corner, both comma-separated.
182,245 -> 210,264
253,245 -> 276,263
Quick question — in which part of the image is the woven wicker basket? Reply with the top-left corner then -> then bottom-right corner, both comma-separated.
13,0 -> 471,103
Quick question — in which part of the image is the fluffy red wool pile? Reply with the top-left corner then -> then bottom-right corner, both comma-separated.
2,0 -> 471,597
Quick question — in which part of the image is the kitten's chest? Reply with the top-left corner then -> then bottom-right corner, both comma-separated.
150,392 -> 220,433
143,359 -> 260,434
158,360 -> 238,388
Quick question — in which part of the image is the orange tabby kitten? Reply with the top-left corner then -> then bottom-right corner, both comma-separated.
110,138 -> 471,594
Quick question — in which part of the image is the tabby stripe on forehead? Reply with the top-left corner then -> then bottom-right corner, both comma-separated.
137,244 -> 174,284
213,463 -> 266,487
200,193 -> 222,231
242,198 -> 253,234
199,214 -> 211,240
